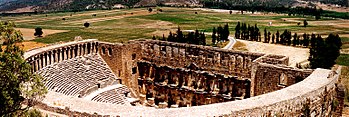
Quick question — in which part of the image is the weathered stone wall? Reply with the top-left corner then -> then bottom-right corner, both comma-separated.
250,54 -> 313,96
97,41 -> 143,97
138,40 -> 265,79
137,61 -> 250,108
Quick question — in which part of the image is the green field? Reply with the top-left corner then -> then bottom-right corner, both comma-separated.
1,7 -> 348,44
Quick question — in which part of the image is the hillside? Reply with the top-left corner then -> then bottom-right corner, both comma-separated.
0,0 -> 347,13
0,0 -> 200,12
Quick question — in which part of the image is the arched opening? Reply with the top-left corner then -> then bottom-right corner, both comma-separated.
132,67 -> 137,74
295,76 -> 303,83
108,47 -> 112,56
132,53 -> 136,60
279,73 -> 288,86
101,46 -> 106,55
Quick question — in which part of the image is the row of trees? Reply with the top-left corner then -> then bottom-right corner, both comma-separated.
201,0 -> 348,19
235,22 -> 261,41
154,27 -> 207,46
234,22 -> 331,48
156,23 -> 231,46
233,22 -> 342,69
212,24 -> 230,44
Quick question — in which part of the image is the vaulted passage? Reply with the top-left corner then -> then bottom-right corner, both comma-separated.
136,61 -> 250,108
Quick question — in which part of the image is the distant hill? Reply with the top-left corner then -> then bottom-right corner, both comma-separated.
0,0 -> 347,13
0,0 -> 200,12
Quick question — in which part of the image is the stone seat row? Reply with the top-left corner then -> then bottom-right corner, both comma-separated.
37,54 -> 118,97
91,85 -> 130,105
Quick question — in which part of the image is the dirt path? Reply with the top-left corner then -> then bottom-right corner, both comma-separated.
238,39 -> 309,66
16,28 -> 68,40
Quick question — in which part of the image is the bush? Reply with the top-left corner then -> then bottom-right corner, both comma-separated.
84,22 -> 90,28
148,8 -> 153,12
34,27 -> 43,37
303,20 -> 308,27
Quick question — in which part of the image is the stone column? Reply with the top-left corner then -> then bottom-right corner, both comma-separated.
77,45 -> 81,56
42,54 -> 46,68
53,50 -> 57,63
67,47 -> 71,59
72,46 -> 76,58
236,56 -> 243,73
38,55 -> 42,70
178,69 -> 184,88
34,57 -> 38,72
57,49 -> 62,62
84,44 -> 88,55
91,43 -> 95,54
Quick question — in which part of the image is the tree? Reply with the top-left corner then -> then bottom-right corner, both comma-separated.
212,27 -> 217,44
34,27 -> 43,37
323,33 -> 342,68
84,22 -> 90,28
148,8 -> 153,12
152,35 -> 156,40
267,31 -> 271,43
254,24 -> 259,41
223,23 -> 230,41
308,34 -> 341,69
310,33 -> 316,47
241,23 -> 247,40
200,32 -> 206,45
276,30 -> 280,44
303,20 -> 308,27
168,32 -> 174,42
217,26 -> 223,42
272,34 -> 275,43
0,21 -> 47,116
235,22 -> 241,39
309,35 -> 326,69
177,27 -> 184,43
264,28 -> 267,43
162,34 -> 166,41
303,33 -> 309,47
293,33 -> 298,46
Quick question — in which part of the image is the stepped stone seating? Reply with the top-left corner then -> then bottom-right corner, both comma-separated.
37,54 -> 117,97
91,85 -> 130,105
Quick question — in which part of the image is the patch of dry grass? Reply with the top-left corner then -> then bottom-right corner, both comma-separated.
233,41 -> 248,51
19,41 -> 47,51
216,41 -> 229,48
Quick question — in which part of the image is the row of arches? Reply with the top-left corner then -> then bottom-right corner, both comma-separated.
137,61 -> 251,107
26,42 -> 99,72
142,44 -> 254,77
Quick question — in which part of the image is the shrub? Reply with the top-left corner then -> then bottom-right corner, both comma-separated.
84,22 -> 90,28
34,27 -> 43,37
148,8 -> 153,12
303,20 -> 308,27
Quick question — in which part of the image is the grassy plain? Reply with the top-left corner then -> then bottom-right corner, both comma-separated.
1,7 -> 348,44
1,7 -> 348,66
